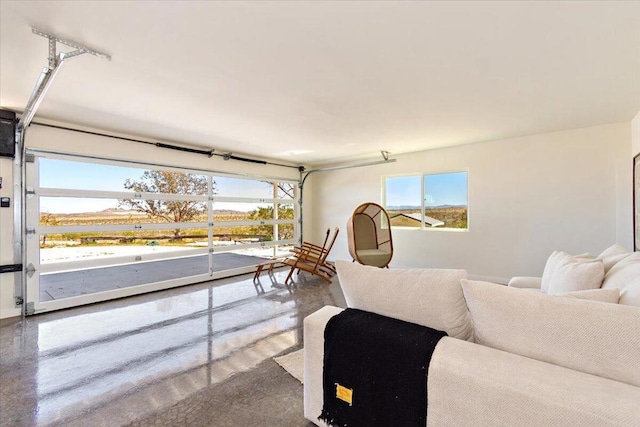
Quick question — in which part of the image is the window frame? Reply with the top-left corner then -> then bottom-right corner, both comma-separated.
25,149 -> 300,313
383,169 -> 469,231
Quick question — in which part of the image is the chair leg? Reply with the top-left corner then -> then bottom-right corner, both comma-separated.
253,264 -> 264,282
285,266 -> 296,285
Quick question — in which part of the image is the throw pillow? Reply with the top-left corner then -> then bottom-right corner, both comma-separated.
597,244 -> 632,273
335,260 -> 472,341
540,251 -> 593,293
546,257 -> 604,294
541,251 -> 604,294
461,279 -> 640,387
557,288 -> 619,304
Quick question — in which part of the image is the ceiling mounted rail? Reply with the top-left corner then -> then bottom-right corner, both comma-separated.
297,151 -> 396,243
19,29 -> 111,132
300,152 -> 396,187
13,29 -> 111,312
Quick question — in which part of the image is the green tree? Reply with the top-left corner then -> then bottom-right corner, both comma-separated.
247,205 -> 294,240
119,171 -> 214,239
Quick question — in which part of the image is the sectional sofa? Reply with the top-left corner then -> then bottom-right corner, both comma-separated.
303,247 -> 640,426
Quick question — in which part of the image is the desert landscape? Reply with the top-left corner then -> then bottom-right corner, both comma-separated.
40,208 -> 294,248
388,206 -> 468,229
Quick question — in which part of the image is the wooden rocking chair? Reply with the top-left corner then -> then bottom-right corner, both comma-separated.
284,227 -> 339,284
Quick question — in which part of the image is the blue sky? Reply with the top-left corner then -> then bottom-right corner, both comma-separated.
385,175 -> 422,207
38,158 -> 286,214
386,172 -> 468,208
424,172 -> 468,207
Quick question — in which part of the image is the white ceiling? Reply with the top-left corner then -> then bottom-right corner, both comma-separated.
1,1 -> 639,165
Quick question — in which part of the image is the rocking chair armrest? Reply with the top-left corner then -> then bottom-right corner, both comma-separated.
298,242 -> 325,252
293,244 -> 323,253
292,246 -> 326,259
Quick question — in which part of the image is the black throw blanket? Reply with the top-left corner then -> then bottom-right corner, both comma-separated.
319,308 -> 447,427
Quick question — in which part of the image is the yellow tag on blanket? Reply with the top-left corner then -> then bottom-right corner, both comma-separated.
335,383 -> 353,406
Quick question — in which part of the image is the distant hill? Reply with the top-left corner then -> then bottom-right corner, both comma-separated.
387,205 -> 420,210
42,208 -> 246,217
99,208 -> 145,216
426,204 -> 467,209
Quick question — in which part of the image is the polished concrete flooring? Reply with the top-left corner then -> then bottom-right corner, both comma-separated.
1,268 -> 346,426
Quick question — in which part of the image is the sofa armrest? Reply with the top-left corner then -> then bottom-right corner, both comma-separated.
508,276 -> 542,289
303,305 -> 344,427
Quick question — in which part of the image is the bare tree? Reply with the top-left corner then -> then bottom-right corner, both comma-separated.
277,183 -> 295,199
260,181 -> 296,199
119,170 -> 213,239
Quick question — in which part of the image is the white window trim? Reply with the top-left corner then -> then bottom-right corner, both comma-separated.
383,169 -> 469,231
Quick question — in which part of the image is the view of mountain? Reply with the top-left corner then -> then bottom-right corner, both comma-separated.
387,204 -> 466,210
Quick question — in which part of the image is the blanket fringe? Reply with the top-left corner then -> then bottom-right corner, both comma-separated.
319,410 -> 349,427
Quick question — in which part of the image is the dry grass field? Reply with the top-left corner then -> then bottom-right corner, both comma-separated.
388,206 -> 467,229
39,210 -> 292,247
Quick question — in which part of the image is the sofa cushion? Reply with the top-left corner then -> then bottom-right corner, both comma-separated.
427,337 -> 640,427
601,252 -> 640,293
619,276 -> 640,307
461,279 -> 640,387
355,249 -> 391,267
540,251 -> 595,293
557,288 -> 619,304
335,260 -> 472,341
547,259 -> 604,294
543,252 -> 604,294
597,244 -> 632,273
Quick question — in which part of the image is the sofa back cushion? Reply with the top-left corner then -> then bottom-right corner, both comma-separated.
335,260 -> 472,341
461,279 -> 640,387
619,277 -> 640,307
597,244 -> 632,273
601,252 -> 640,301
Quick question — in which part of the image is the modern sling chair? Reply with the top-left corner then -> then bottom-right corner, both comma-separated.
347,202 -> 393,268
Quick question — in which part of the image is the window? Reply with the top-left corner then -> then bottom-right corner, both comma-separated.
385,171 -> 468,230
424,171 -> 468,229
385,175 -> 422,229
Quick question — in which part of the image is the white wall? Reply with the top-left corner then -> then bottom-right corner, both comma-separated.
3,119 -> 635,318
0,122 -> 300,319
309,123 -> 632,283
633,110 -> 640,252
0,156 -> 19,318
633,111 -> 640,156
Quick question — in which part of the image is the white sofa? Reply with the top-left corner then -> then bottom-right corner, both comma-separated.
508,245 -> 640,306
304,257 -> 640,426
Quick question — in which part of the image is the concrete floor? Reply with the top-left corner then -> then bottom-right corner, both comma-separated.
0,269 -> 346,426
